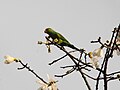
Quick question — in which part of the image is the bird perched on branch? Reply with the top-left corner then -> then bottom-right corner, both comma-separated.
44,28 -> 82,51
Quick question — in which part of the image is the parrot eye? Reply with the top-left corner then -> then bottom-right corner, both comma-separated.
44,28 -> 49,33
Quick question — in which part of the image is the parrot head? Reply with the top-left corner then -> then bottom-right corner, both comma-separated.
44,28 -> 53,34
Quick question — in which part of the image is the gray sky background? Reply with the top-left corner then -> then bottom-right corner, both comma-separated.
0,0 -> 120,90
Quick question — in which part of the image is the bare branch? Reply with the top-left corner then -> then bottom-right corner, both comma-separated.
18,60 -> 48,84
49,50 -> 76,65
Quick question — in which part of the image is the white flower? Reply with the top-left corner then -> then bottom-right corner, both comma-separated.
114,29 -> 120,56
38,40 -> 51,53
36,74 -> 57,90
116,49 -> 120,56
115,40 -> 120,56
116,29 -> 120,42
91,57 -> 99,69
36,80 -> 47,90
4,55 -> 18,64
88,48 -> 104,69
92,48 -> 104,58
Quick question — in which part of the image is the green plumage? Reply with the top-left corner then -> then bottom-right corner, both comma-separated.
44,28 -> 81,52
44,28 -> 71,46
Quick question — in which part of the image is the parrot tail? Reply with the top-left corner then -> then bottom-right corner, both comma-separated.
67,44 -> 83,52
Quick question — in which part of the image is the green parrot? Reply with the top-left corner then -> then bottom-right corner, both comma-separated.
44,28 -> 81,51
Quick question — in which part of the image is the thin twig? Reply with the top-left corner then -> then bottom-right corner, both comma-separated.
49,50 -> 76,65
107,71 -> 120,76
18,60 -> 48,84
55,67 -> 76,78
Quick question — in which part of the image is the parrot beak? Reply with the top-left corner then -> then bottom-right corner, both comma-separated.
44,29 -> 47,33
44,28 -> 49,33
44,28 -> 51,33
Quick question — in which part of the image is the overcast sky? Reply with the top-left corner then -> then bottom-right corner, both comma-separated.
0,0 -> 120,90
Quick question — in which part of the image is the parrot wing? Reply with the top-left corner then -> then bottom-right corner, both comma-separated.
56,32 -> 71,45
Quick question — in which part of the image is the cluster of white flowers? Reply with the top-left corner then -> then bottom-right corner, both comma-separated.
88,48 -> 104,69
36,74 -> 57,90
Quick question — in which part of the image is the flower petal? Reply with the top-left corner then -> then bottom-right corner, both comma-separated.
36,80 -> 47,87
90,56 -> 99,69
47,74 -> 57,90
4,55 -> 16,64
117,30 -> 120,41
93,48 -> 103,58
116,49 -> 120,56
36,75 -> 58,90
